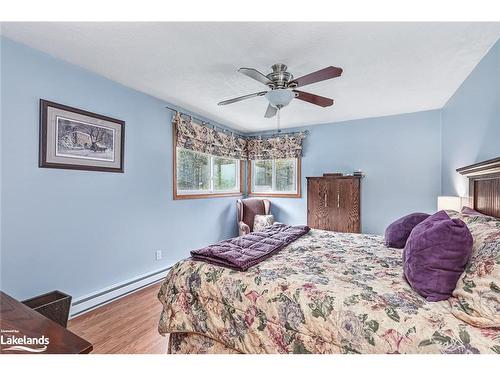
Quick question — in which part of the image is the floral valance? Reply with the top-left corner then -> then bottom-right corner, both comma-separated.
174,113 -> 247,160
246,133 -> 306,160
173,112 -> 307,160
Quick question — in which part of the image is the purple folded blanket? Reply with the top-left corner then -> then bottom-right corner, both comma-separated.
190,223 -> 310,271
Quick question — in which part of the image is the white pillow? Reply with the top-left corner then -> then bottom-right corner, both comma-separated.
253,214 -> 275,232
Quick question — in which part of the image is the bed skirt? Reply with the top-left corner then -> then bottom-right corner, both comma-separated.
168,332 -> 241,354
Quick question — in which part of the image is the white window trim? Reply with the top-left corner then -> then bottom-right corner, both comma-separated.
176,147 -> 241,196
250,158 -> 298,195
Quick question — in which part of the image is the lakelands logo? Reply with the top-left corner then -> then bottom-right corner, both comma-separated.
1,330 -> 49,353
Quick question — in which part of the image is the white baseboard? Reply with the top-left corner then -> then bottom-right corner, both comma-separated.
69,265 -> 172,318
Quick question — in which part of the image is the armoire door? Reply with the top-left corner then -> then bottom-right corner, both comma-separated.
325,178 -> 340,230
335,178 -> 360,233
307,178 -> 330,230
307,178 -> 323,229
308,178 -> 340,230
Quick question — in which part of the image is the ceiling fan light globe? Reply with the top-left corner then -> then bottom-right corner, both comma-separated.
265,89 -> 294,108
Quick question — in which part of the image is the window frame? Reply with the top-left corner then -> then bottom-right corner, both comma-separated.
248,158 -> 301,198
173,126 -> 244,200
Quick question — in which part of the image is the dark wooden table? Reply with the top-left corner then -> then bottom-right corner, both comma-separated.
0,291 -> 92,354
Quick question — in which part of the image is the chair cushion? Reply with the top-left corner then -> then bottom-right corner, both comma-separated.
384,212 -> 430,248
242,199 -> 266,231
403,210 -> 473,302
253,215 -> 275,232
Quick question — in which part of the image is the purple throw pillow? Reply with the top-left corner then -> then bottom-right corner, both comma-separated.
385,212 -> 430,248
403,210 -> 473,302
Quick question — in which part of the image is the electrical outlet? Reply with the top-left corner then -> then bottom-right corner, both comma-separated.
156,250 -> 162,261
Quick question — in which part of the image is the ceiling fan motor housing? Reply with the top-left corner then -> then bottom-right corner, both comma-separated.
267,64 -> 297,88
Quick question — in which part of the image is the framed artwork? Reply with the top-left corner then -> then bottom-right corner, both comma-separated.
39,99 -> 125,173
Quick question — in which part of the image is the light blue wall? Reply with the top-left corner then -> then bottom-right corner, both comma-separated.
0,37 -> 241,300
257,111 -> 442,235
441,40 -> 500,196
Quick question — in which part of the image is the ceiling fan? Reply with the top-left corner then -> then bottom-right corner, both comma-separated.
217,63 -> 343,118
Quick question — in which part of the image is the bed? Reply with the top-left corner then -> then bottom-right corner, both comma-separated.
157,158 -> 500,354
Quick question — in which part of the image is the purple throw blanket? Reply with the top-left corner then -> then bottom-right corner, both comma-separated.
190,223 -> 310,271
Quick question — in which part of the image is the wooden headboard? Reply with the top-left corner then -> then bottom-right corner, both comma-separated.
457,156 -> 500,218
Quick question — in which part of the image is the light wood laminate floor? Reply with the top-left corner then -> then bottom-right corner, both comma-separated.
68,281 -> 168,354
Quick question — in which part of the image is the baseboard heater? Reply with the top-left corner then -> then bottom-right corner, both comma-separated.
69,266 -> 172,318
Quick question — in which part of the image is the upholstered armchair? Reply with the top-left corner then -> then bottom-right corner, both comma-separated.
237,198 -> 271,236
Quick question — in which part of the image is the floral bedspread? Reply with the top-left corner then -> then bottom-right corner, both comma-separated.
158,230 -> 500,354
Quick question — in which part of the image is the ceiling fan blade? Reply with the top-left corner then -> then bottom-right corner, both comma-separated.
264,104 -> 278,118
293,90 -> 334,107
290,66 -> 343,88
238,68 -> 274,87
218,91 -> 268,106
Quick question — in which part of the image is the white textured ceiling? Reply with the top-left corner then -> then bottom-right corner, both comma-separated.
2,22 -> 500,132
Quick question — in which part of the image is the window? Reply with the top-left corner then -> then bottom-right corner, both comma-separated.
174,147 -> 242,199
249,158 -> 301,197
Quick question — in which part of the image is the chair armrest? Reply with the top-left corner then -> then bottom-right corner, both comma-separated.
238,221 -> 251,236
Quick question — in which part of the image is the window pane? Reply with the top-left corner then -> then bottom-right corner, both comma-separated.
253,160 -> 273,191
176,148 -> 210,191
214,157 -> 238,191
275,159 -> 296,192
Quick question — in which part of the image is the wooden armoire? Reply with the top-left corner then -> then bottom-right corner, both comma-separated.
306,175 -> 361,233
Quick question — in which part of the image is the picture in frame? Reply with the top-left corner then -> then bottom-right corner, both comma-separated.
39,99 -> 125,173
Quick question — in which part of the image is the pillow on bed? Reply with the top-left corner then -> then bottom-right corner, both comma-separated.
461,206 -> 487,217
384,212 -> 430,248
460,206 -> 499,222
450,217 -> 500,328
253,214 -> 275,232
403,210 -> 473,302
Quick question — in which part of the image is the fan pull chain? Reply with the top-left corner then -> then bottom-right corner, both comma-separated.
277,107 -> 281,133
